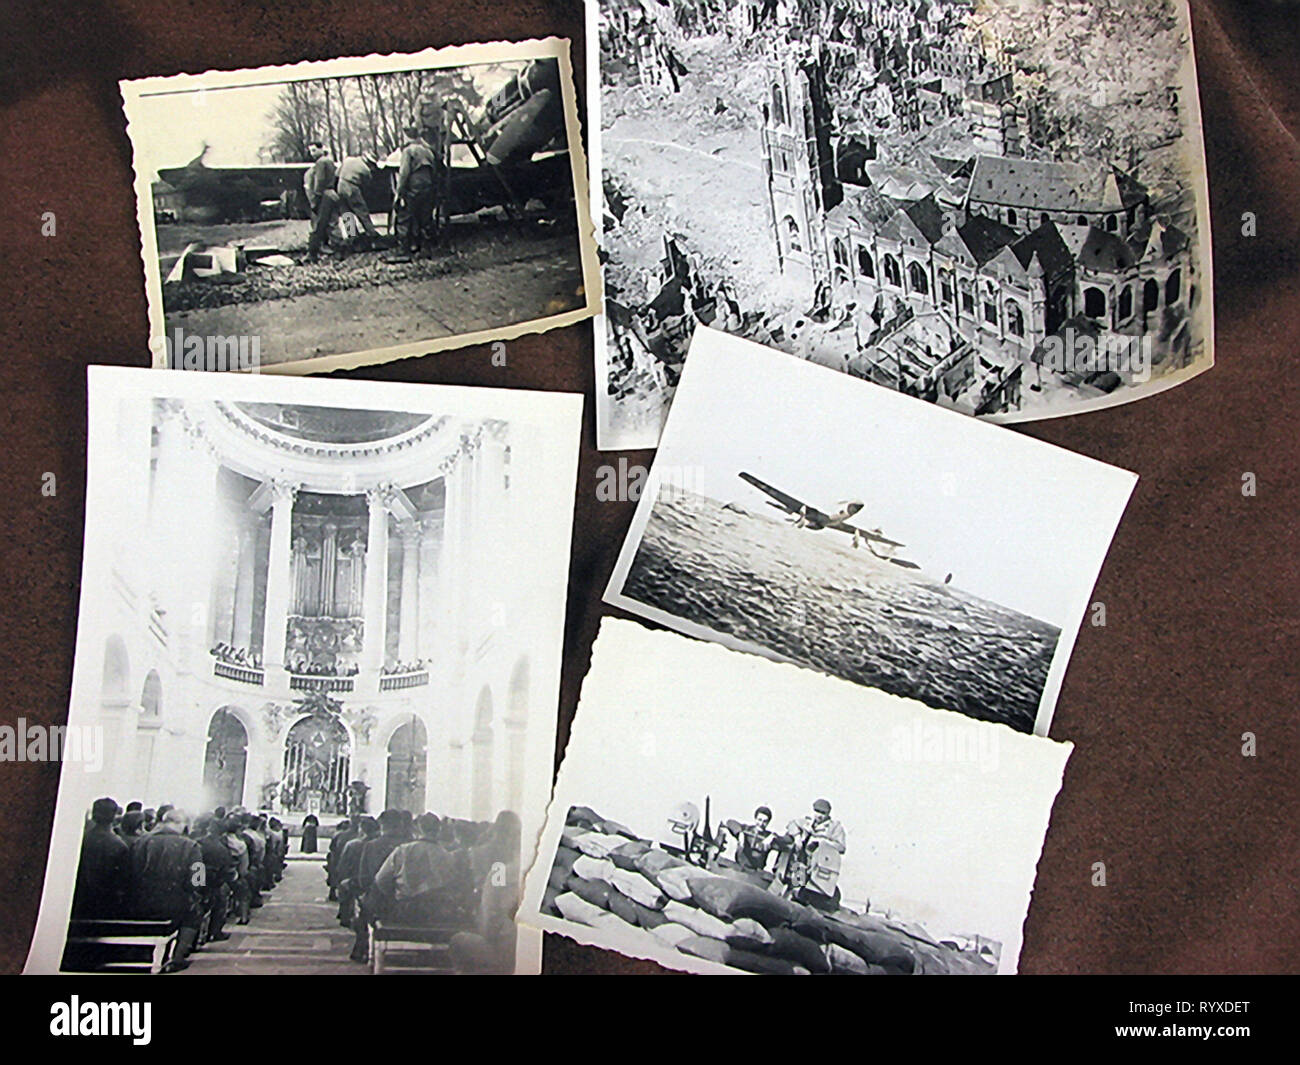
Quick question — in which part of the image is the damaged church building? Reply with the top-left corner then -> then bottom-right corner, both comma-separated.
760,36 -> 1199,415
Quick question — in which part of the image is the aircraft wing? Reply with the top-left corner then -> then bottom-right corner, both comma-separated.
828,520 -> 906,548
738,472 -> 829,523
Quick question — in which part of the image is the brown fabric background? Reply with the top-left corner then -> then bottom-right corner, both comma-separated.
0,0 -> 1295,975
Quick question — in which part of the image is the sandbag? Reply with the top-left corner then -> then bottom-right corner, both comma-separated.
548,846 -> 582,890
611,839 -> 652,860
609,850 -> 643,872
725,917 -> 773,950
609,868 -> 667,910
648,922 -> 696,949
628,898 -> 669,930
565,806 -> 603,828
826,942 -> 871,974
605,890 -> 642,927
794,914 -> 916,974
588,909 -> 640,938
724,947 -> 800,975
541,885 -> 561,917
609,840 -> 653,870
676,935 -> 730,965
596,818 -> 639,839
564,874 -> 613,910
662,899 -> 732,940
766,927 -> 831,974
651,864 -> 715,902
634,850 -> 690,877
571,855 -> 615,883
554,891 -> 606,928
678,935 -> 799,975
572,831 -> 628,859
689,878 -> 804,928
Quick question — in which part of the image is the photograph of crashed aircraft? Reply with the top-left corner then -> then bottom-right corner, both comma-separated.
606,327 -> 1138,736
123,39 -> 599,374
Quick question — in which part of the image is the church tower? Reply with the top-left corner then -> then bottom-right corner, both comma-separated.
761,38 -> 843,304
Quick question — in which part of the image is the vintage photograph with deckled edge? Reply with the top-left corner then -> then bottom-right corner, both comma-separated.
24,366 -> 581,975
591,0 -> 1214,449
123,38 -> 601,376
605,325 -> 1137,736
519,619 -> 1074,975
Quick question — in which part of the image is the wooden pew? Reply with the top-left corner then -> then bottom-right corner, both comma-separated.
62,919 -> 180,974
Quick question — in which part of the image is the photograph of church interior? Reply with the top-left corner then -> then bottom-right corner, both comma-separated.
88,395 -> 548,834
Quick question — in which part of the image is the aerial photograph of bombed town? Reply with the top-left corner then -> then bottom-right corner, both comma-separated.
595,0 -> 1212,445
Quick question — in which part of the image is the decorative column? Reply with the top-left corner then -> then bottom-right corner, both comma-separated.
321,523 -> 338,617
362,487 -> 392,674
232,524 -> 257,649
445,737 -> 468,819
398,525 -> 420,663
504,718 -> 527,818
262,480 -> 297,675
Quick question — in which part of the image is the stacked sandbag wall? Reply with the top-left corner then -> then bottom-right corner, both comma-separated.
540,806 -> 994,975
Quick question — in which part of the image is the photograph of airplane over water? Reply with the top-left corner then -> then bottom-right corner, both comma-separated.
122,41 -> 597,374
623,482 -> 1059,733
606,327 -> 1139,735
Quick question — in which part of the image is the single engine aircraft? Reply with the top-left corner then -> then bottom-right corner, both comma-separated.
738,472 -> 921,569
155,58 -> 573,225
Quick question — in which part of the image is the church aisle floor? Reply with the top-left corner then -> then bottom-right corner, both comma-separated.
180,857 -> 363,975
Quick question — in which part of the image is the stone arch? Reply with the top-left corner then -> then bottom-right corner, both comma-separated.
385,714 -> 428,814
1083,286 -> 1107,319
1117,285 -> 1134,322
1143,278 -> 1159,313
140,670 -> 162,719
782,215 -> 801,253
204,706 -> 250,811
883,254 -> 901,287
771,83 -> 788,127
1005,300 -> 1025,337
102,635 -> 130,705
1165,268 -> 1182,305
907,261 -> 929,295
470,685 -> 495,820
1006,207 -> 1017,227
857,246 -> 874,278
282,712 -> 352,815
832,237 -> 848,268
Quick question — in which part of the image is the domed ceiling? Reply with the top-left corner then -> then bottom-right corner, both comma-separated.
232,403 -> 433,444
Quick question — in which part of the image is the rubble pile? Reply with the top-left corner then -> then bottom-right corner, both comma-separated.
164,226 -> 571,312
541,805 -> 995,975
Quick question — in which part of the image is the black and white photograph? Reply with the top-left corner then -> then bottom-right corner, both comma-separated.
24,367 -> 581,975
123,39 -> 600,374
519,619 -> 1073,974
590,0 -> 1214,448
605,326 -> 1137,735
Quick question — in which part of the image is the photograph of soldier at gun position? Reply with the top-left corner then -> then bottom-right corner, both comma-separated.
662,797 -> 847,910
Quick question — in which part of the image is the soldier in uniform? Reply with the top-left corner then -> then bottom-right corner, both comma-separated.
390,125 -> 441,260
303,142 -> 340,262
71,797 -> 128,918
726,805 -> 779,873
128,808 -> 204,971
194,815 -> 234,942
